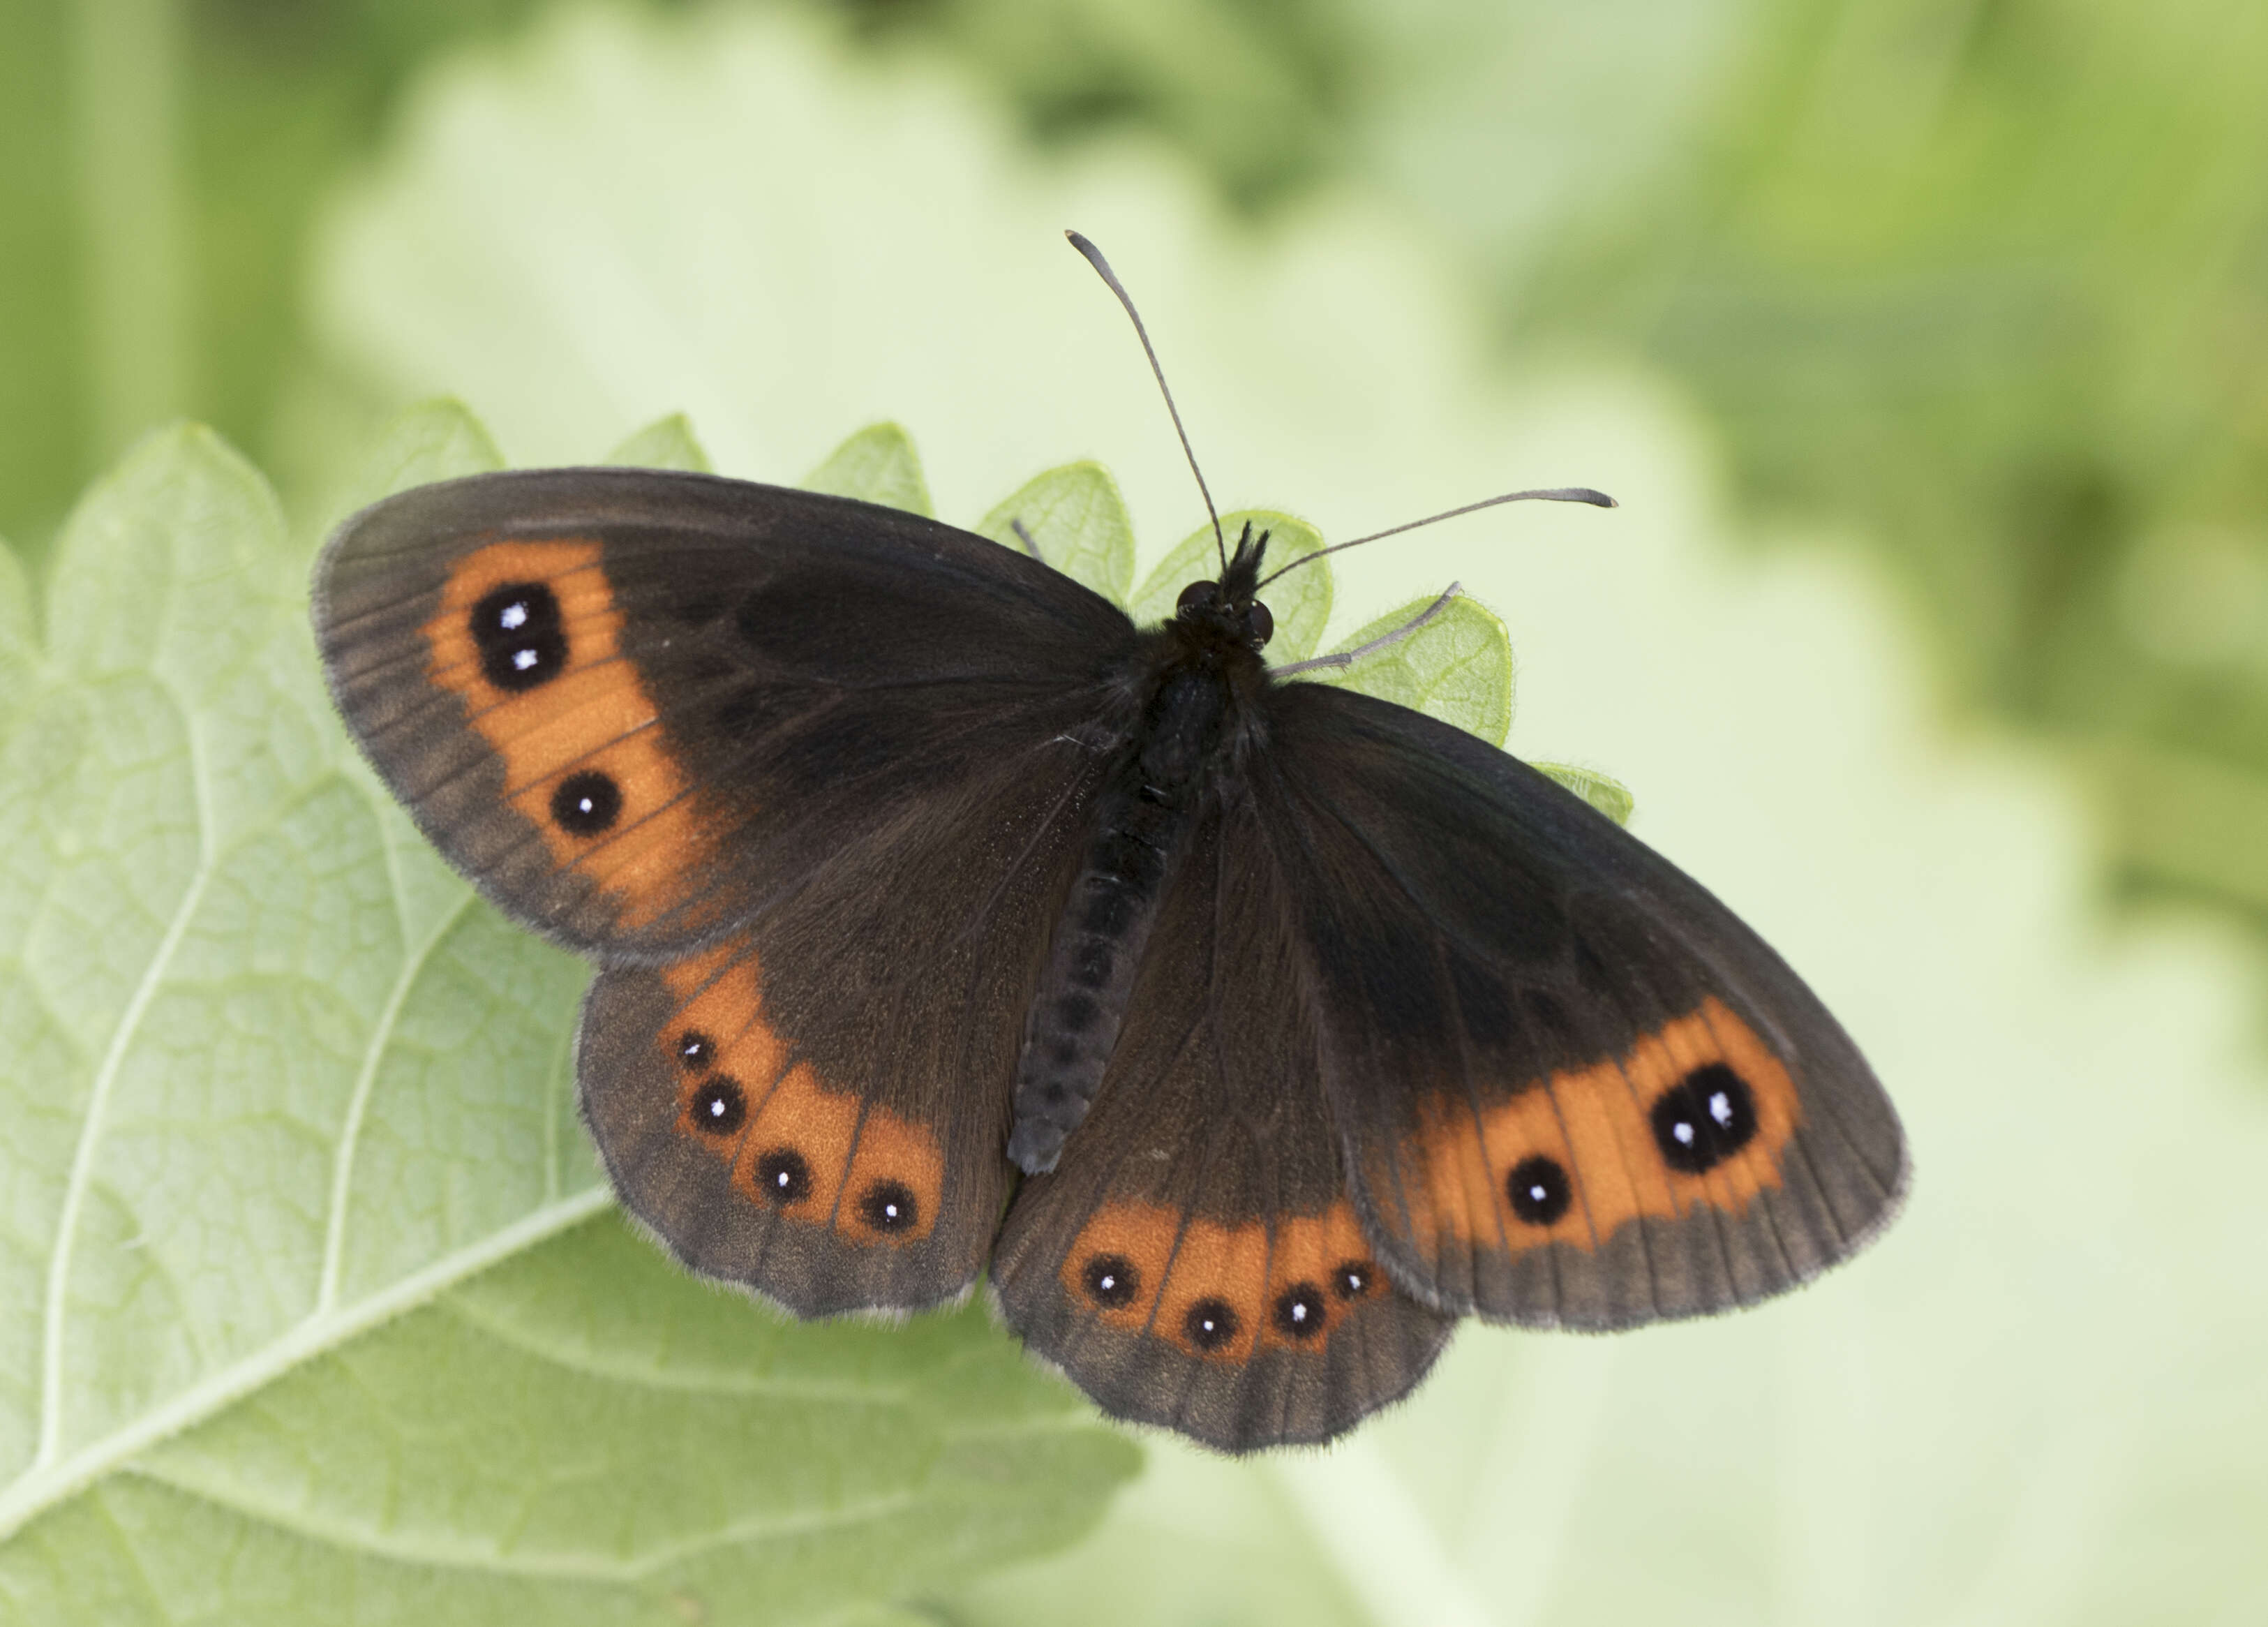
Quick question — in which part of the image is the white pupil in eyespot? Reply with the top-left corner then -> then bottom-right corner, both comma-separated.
1290,1302 -> 1308,1322
512,648 -> 538,670
707,1097 -> 724,1117
1529,1183 -> 1548,1201
1710,1092 -> 1734,1126
1673,1121 -> 1696,1144
499,602 -> 528,630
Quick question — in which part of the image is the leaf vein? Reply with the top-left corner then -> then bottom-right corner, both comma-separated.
120,1459 -> 918,1581
0,1189 -> 611,1542
31,692 -> 217,1476
438,1295 -> 923,1404
317,888 -> 479,1314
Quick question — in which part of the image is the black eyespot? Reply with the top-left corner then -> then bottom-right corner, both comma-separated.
1177,580 -> 1216,614
754,1147 -> 812,1205
1650,1062 -> 1759,1174
1331,1260 -> 1375,1300
1506,1154 -> 1572,1226
676,1031 -> 714,1071
858,1180 -> 918,1234
1272,1282 -> 1327,1340
1183,1298 -> 1241,1352
549,770 -> 621,835
471,582 -> 567,691
1246,600 -> 1274,647
688,1076 -> 745,1136
1081,1253 -> 1140,1309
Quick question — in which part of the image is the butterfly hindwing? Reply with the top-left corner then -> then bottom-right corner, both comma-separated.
992,796 -> 1455,1452
581,729 -> 1113,1313
315,468 -> 1135,959
1255,683 -> 1908,1329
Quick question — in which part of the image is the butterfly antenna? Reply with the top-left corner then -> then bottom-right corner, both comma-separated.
1253,486 -> 1618,590
1271,583 -> 1463,676
1066,230 -> 1228,574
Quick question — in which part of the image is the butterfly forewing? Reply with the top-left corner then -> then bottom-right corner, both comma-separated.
315,469 -> 1134,960
1255,683 -> 1908,1328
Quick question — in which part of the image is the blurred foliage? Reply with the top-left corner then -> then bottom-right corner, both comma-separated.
0,0 -> 1352,563
6,0 -> 2260,972
844,0 -> 1364,211
0,0 -> 685,559
1495,0 -> 2268,949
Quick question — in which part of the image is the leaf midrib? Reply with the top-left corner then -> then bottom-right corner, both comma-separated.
0,1186 -> 613,1542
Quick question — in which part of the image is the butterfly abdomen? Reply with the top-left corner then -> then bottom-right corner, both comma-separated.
1008,655 -> 1238,1174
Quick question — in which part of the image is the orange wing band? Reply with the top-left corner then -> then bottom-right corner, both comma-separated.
659,940 -> 945,1247
424,537 -> 713,931
1398,997 -> 1803,1258
1059,1198 -> 1381,1361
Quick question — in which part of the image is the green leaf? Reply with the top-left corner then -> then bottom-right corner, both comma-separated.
0,540 -> 31,701
1128,510 -> 1332,661
803,423 -> 934,517
978,462 -> 1135,604
1302,590 -> 1516,746
0,424 -> 1135,1617
1531,761 -> 1634,826
325,398 -> 505,531
606,413 -> 714,474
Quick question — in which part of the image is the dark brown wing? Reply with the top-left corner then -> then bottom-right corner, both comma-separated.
1251,681 -> 1909,1330
991,792 -> 1455,1451
579,731 -> 1110,1314
314,468 -> 1136,960
315,467 -> 1142,1312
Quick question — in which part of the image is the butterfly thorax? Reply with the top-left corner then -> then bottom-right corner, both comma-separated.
1004,530 -> 1278,1174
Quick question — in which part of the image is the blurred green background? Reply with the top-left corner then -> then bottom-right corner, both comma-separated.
8,0 -> 2266,961
6,1 -> 2268,1622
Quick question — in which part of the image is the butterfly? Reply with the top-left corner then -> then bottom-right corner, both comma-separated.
311,235 -> 1908,1453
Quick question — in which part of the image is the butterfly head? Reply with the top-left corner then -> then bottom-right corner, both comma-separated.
1174,521 -> 1275,651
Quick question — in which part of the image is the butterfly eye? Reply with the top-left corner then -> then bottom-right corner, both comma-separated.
1246,600 -> 1274,647
1176,580 -> 1216,615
